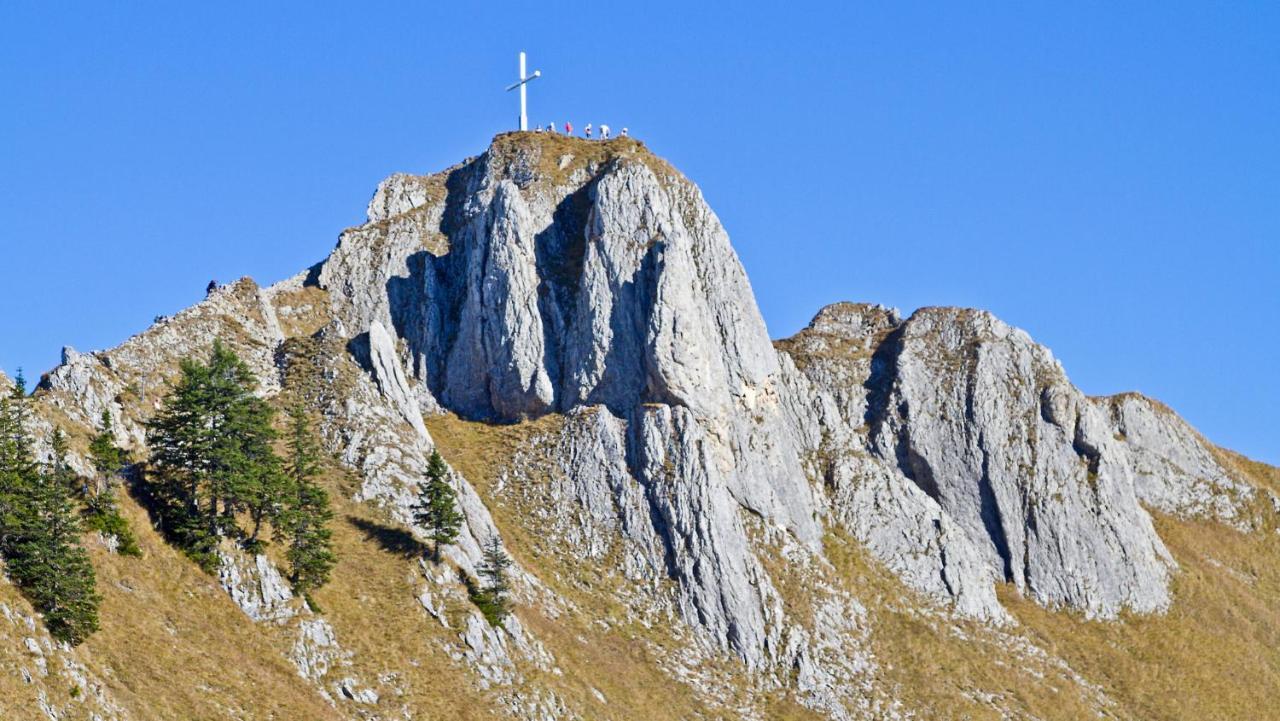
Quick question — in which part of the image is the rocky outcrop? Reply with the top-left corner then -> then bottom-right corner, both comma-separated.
312,134 -> 1271,637
778,301 -> 1277,621
16,132 -> 1277,720
784,305 -> 1179,617
778,304 -> 1008,620
0,591 -> 130,721
1098,393 -> 1261,528
37,279 -> 287,456
629,404 -> 786,667
315,135 -> 823,667
366,320 -> 431,442
217,549 -> 297,623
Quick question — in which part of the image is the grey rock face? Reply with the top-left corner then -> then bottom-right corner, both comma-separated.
328,139 -> 790,427
1098,393 -> 1259,528
777,304 -> 1007,621
316,135 -> 823,665
779,302 -> 1278,621
367,320 -> 431,442
314,134 -> 1269,645
538,407 -> 666,580
629,404 -> 784,667
866,308 -> 1174,617
217,549 -> 297,623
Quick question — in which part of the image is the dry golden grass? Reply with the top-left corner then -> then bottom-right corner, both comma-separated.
0,581 -> 85,719
429,413 -> 1280,720
1004,512 -> 1280,721
90,463 -> 502,720
12,403 -> 1275,720
488,132 -> 682,190
269,283 -> 332,339
823,530 -> 1105,721
305,487 -> 504,721
80,493 -> 342,721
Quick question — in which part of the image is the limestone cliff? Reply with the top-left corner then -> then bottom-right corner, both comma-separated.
11,133 -> 1279,721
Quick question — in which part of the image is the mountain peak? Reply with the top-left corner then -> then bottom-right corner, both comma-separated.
15,136 -> 1280,720
366,132 -> 680,227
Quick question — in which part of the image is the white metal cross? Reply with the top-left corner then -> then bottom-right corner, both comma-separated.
504,51 -> 541,131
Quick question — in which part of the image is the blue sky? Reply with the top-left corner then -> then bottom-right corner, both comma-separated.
1,2 -> 1276,463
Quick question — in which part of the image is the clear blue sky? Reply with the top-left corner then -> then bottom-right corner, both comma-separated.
1,3 -> 1276,463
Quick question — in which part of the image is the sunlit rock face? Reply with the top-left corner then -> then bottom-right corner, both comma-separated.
316,134 -> 823,666
862,307 -> 1175,617
24,132 -> 1276,720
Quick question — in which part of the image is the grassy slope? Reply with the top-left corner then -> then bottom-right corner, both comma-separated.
826,453 -> 1280,721
59,496 -> 340,721
5,408 -> 1273,720
11,260 -> 1277,719
823,531 -> 1108,721
0,464 -> 508,721
1003,513 -> 1280,721
1002,453 -> 1280,721
306,486 -> 505,721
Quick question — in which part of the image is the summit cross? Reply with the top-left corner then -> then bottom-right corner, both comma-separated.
504,51 -> 542,131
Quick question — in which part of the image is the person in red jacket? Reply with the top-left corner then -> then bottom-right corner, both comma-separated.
564,121 -> 573,134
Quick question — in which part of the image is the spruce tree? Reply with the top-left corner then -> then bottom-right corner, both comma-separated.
474,535 -> 512,626
144,353 -> 220,563
84,410 -> 141,557
0,393 -> 101,645
23,430 -> 102,644
202,341 -> 285,548
275,403 -> 336,599
87,410 -> 124,491
146,340 -> 288,567
412,450 -> 463,563
0,376 -> 36,560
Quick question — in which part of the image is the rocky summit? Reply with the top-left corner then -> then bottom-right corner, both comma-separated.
6,133 -> 1279,720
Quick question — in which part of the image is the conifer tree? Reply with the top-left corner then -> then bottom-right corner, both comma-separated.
88,410 -> 124,492
83,410 -> 141,557
474,536 -> 512,626
0,389 -> 101,645
412,450 -> 463,563
0,375 -> 35,559
22,430 -> 102,644
146,340 -> 288,567
275,403 -> 336,599
144,353 -> 221,563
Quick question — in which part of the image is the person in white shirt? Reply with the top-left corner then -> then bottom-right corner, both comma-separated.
584,123 -> 592,138
620,127 -> 629,137
600,124 -> 611,139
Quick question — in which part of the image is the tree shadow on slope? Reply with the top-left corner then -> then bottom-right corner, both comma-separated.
346,516 -> 426,559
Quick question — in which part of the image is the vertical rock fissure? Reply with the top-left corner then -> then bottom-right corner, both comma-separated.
976,434 -> 1015,584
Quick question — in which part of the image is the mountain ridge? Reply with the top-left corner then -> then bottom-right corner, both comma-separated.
8,132 -> 1279,720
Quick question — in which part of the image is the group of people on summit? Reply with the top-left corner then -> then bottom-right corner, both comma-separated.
532,122 -> 628,139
